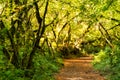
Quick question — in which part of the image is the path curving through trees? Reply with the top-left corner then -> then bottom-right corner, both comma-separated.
55,57 -> 105,80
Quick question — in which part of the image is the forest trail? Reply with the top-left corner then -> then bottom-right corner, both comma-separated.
55,57 -> 105,80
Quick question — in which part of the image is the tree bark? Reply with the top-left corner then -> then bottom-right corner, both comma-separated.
26,0 -> 49,69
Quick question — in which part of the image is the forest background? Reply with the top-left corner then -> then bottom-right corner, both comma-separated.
0,0 -> 120,80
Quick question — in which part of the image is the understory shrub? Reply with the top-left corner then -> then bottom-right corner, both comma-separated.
32,53 -> 63,80
58,45 -> 81,58
92,45 -> 120,80
0,47 -> 63,80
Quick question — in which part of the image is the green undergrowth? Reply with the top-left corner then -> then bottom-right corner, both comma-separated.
92,45 -> 120,80
0,49 -> 63,80
32,53 -> 63,80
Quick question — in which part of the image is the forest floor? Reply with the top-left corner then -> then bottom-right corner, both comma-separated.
55,57 -> 106,80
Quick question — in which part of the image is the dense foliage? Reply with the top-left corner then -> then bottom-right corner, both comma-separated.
0,0 -> 63,79
93,44 -> 120,80
0,0 -> 120,79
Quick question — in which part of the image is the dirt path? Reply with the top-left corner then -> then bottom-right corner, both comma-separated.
55,57 -> 105,80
